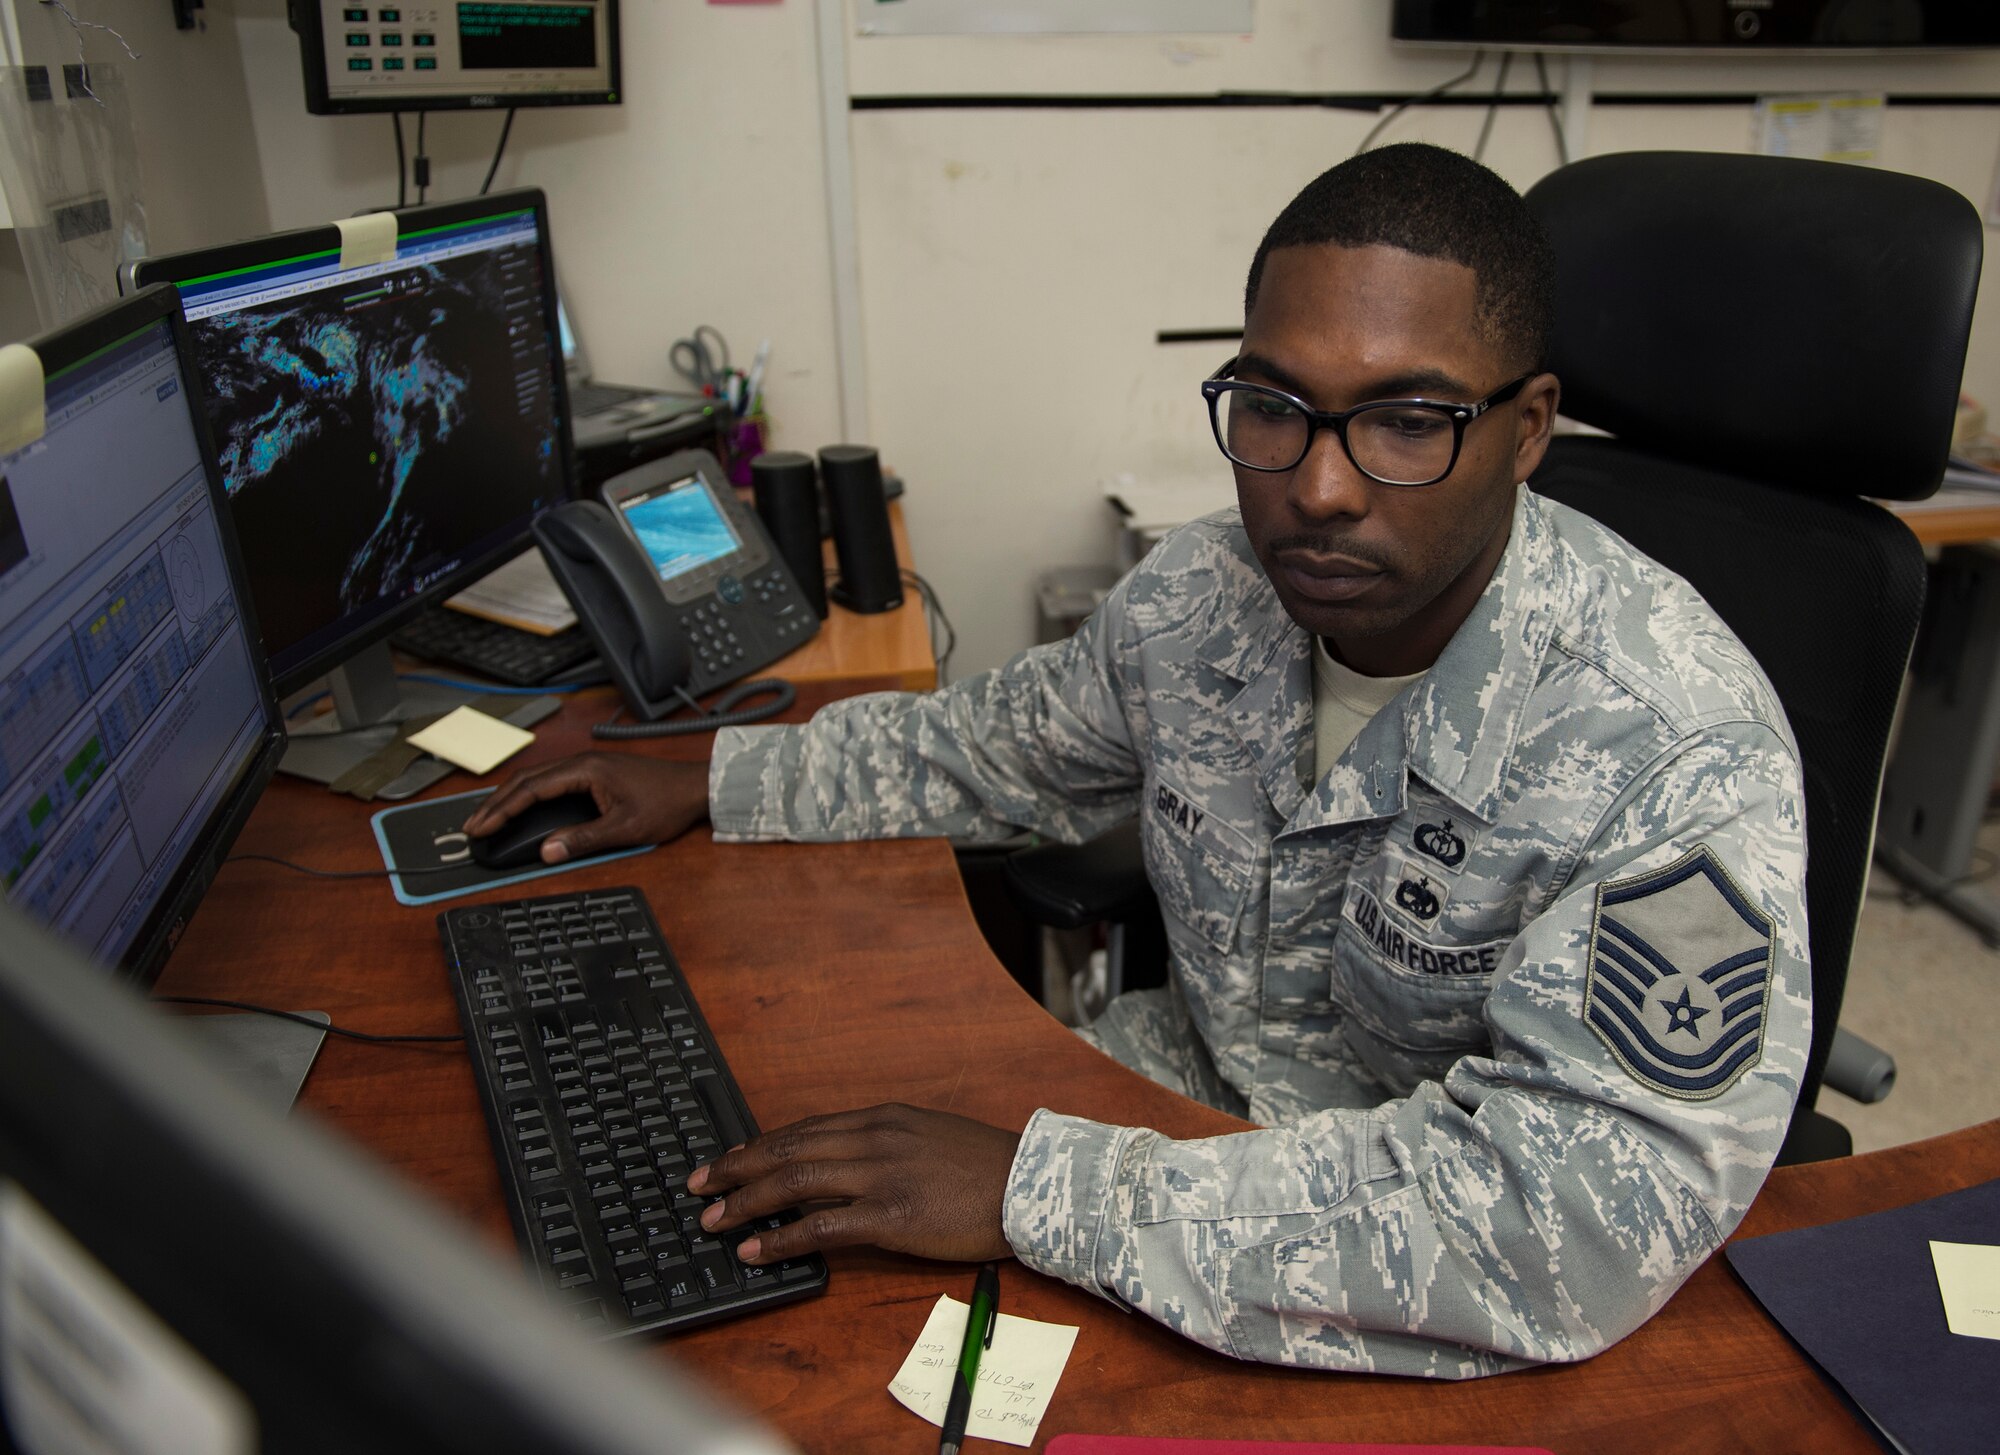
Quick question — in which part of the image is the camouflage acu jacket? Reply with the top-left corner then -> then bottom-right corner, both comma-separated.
708,486 -> 1809,1378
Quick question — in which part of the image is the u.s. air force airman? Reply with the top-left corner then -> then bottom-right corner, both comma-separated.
466,141 -> 1808,1376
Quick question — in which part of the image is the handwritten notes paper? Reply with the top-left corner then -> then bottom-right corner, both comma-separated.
1931,1240 -> 2000,1340
888,1294 -> 1079,1447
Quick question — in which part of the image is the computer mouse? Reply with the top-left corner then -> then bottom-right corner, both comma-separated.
469,792 -> 603,872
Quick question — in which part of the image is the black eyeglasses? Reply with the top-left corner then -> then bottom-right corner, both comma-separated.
1200,357 -> 1532,487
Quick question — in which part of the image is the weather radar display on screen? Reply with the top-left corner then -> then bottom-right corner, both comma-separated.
169,209 -> 565,682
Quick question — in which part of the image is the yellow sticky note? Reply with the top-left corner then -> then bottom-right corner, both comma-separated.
1932,1240 -> 2000,1340
405,706 -> 534,776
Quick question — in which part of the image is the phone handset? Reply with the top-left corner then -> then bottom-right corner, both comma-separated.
534,500 -> 691,709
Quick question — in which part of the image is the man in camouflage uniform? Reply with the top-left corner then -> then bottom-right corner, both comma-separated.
469,143 -> 1808,1374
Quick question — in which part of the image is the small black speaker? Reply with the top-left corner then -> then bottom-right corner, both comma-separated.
749,450 -> 828,619
820,444 -> 903,614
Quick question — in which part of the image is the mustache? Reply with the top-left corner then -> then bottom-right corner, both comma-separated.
1266,533 -> 1391,570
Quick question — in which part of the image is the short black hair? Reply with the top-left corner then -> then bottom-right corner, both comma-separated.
1244,143 -> 1555,374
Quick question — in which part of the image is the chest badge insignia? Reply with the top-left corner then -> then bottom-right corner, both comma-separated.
1394,874 -> 1442,922
1413,818 -> 1467,868
1583,844 -> 1774,1100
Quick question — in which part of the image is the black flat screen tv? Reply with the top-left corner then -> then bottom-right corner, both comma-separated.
1392,1 -> 2000,52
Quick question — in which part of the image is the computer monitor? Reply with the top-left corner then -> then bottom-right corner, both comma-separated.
292,0 -> 620,114
292,0 -> 622,114
0,899 -> 790,1455
125,191 -> 577,793
0,285 -> 285,986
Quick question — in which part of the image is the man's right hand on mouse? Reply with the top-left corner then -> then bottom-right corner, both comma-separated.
464,753 -> 711,863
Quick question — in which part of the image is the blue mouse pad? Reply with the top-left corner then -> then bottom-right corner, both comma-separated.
371,788 -> 652,906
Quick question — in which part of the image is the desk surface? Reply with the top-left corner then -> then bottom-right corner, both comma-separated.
1886,488 -> 2000,548
155,688 -> 1996,1454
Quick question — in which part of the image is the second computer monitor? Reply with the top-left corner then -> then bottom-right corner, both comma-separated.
0,285 -> 284,983
125,190 -> 575,699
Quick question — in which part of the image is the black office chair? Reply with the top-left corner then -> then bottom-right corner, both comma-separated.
1523,151 -> 1979,1164
1009,151 -> 1980,1166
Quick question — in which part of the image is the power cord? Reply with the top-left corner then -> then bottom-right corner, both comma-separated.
591,678 -> 796,739
1353,52 -> 1485,156
1533,53 -> 1570,165
1473,52 -> 1514,162
225,853 -> 468,881
414,111 -> 430,205
391,112 -> 408,209
900,569 -> 957,685
156,996 -> 463,1046
481,108 -> 518,195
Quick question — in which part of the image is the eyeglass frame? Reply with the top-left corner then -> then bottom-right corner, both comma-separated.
1200,356 -> 1535,487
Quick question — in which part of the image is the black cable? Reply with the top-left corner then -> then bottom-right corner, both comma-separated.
157,997 -> 464,1046
1353,51 -> 1484,156
481,107 -> 517,196
392,111 -> 407,209
1474,52 -> 1514,162
900,569 -> 956,685
591,677 -> 797,739
225,853 -> 467,880
1534,52 -> 1570,165
414,111 -> 430,205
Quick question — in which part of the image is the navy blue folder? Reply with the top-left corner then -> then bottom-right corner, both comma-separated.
1726,1176 -> 2000,1455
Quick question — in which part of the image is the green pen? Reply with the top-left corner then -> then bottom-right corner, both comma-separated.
939,1263 -> 1000,1455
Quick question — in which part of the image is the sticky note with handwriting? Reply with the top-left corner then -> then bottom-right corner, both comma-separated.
888,1293 -> 1079,1448
1931,1239 -> 2000,1340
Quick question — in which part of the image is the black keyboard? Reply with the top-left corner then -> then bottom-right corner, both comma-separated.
570,381 -> 647,415
393,607 -> 598,687
438,886 -> 829,1338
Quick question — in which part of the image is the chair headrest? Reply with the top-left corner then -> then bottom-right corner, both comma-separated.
1524,151 -> 1981,501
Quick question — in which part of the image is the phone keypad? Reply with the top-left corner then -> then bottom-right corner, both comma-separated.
679,602 -> 748,682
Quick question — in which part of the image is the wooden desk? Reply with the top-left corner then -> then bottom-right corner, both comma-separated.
154,688 -> 1992,1453
1884,487 -> 2000,548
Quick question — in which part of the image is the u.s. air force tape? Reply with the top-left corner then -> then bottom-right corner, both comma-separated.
0,343 -> 46,457
335,211 -> 398,270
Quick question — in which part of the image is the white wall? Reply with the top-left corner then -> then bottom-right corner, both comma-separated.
8,1 -> 1999,681
839,1 -> 2000,675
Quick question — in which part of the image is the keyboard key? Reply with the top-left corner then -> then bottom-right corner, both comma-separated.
694,1250 -> 740,1294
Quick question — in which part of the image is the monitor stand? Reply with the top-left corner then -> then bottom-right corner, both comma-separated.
172,1011 -> 330,1112
279,641 -> 562,800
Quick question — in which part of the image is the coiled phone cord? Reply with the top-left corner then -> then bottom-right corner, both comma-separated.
590,678 -> 796,739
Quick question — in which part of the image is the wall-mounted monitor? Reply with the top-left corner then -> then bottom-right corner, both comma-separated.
290,0 -> 620,113
1391,1 -> 2000,52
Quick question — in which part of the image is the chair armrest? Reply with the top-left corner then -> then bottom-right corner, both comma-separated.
1822,1026 -> 1897,1105
1002,821 -> 1152,930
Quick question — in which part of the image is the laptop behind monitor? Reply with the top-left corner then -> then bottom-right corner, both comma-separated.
557,286 -> 716,456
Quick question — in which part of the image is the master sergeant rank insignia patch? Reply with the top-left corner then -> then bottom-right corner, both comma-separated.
1583,844 -> 1774,1100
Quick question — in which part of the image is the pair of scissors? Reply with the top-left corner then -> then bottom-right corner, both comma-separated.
671,325 -> 732,397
